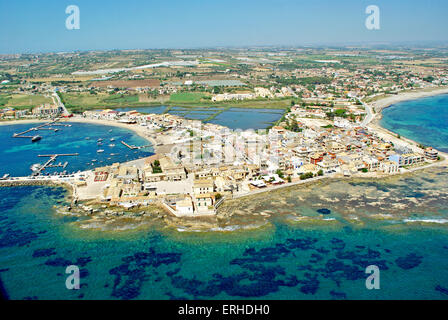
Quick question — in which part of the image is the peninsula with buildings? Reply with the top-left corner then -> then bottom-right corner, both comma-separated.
0,47 -> 447,227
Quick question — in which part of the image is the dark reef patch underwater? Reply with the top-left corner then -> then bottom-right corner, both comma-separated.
1,178 -> 448,299
2,184 -> 448,300
317,208 -> 332,215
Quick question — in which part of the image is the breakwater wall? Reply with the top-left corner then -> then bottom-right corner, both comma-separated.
0,180 -> 74,194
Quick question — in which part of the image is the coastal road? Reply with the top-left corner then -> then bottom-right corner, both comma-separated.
360,100 -> 374,127
52,90 -> 70,116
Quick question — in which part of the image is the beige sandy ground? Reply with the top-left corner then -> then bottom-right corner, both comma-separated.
295,117 -> 332,128
0,119 -> 48,126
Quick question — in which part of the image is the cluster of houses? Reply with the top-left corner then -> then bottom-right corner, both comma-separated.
0,107 -> 28,119
258,124 -> 435,178
211,86 -> 296,102
86,161 -> 224,216
79,106 -> 439,217
32,104 -> 64,117
0,103 -> 65,120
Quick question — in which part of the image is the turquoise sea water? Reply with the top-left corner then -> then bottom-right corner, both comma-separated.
116,106 -> 284,130
381,94 -> 448,152
0,97 -> 448,300
1,183 -> 448,300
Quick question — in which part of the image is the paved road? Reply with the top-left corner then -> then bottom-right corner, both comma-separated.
52,90 -> 70,116
360,100 -> 374,127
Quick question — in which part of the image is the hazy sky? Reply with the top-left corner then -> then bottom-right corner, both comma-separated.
1,0 -> 447,54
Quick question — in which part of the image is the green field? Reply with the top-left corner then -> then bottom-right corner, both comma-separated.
0,94 -> 52,110
102,94 -> 139,104
57,91 -> 295,113
60,93 -> 152,112
0,95 -> 9,106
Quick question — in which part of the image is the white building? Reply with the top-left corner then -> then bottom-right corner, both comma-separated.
176,198 -> 194,215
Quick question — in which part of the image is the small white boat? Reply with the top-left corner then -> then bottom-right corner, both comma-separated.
109,144 -> 115,147
30,163 -> 42,172
110,138 -> 115,142
97,149 -> 104,153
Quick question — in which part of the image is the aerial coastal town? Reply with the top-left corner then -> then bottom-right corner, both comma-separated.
0,47 -> 447,217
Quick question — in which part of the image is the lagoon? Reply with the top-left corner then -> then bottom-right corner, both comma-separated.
115,106 -> 285,130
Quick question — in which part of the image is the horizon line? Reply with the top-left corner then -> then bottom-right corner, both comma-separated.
2,40 -> 448,56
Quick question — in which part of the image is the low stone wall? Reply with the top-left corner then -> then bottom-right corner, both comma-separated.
0,179 -> 74,194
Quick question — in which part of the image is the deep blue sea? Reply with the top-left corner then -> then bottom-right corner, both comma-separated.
0,98 -> 448,300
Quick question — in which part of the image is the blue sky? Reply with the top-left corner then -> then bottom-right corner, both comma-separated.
1,0 -> 447,54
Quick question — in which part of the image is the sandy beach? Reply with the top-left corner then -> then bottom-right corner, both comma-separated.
68,117 -> 157,148
370,87 -> 448,113
0,119 -> 48,126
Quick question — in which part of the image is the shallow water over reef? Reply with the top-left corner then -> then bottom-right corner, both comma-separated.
1,165 -> 448,299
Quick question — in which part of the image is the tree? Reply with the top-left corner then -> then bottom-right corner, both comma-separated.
334,109 -> 347,117
317,169 -> 324,176
299,172 -> 314,180
287,176 -> 292,183
276,169 -> 284,179
212,86 -> 222,94
152,160 -> 162,174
